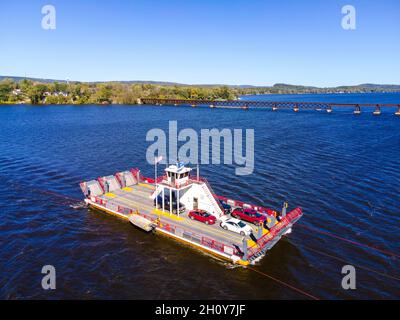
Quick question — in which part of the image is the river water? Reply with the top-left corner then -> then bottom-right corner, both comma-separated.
0,93 -> 399,299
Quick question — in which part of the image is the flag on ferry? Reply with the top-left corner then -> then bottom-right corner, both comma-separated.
154,156 -> 163,164
177,161 -> 184,169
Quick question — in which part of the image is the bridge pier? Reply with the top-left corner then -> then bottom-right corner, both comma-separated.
140,99 -> 396,116
373,105 -> 381,116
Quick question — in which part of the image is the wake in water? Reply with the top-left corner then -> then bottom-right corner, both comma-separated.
70,202 -> 88,210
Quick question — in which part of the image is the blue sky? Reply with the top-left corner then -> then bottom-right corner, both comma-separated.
0,0 -> 399,86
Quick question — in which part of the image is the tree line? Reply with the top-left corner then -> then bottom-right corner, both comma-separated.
1,78 -> 398,105
0,78 -> 237,105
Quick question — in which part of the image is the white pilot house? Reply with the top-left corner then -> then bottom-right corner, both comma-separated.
152,162 -> 225,219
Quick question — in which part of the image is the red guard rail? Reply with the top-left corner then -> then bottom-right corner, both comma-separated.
247,207 -> 303,260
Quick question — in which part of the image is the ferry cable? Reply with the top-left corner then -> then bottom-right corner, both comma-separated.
4,171 -> 399,261
292,241 -> 400,282
297,224 -> 400,259
16,187 -> 400,297
36,188 -> 82,203
247,267 -> 320,300
25,186 -> 400,261
27,188 -> 320,299
30,187 -> 321,299
29,187 -> 400,260
15,183 -> 400,274
3,175 -> 83,205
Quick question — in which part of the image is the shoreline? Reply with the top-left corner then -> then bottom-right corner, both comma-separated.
2,91 -> 400,106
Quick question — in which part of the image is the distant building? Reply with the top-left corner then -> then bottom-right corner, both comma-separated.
44,91 -> 69,97
55,91 -> 68,97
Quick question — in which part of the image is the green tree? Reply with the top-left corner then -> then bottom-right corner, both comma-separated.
94,84 -> 112,103
19,79 -> 33,92
0,78 -> 14,102
28,84 -> 47,104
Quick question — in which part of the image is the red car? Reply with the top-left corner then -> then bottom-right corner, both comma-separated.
231,208 -> 266,225
188,210 -> 216,225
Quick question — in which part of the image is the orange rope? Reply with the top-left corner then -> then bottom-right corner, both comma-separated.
298,224 -> 400,259
248,267 -> 319,300
297,242 -> 400,282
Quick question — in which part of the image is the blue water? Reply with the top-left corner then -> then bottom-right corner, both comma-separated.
0,93 -> 399,299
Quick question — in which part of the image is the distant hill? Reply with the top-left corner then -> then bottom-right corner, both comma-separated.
355,83 -> 400,90
0,76 -> 184,86
0,75 -> 65,84
272,83 -> 400,91
1,75 -> 399,91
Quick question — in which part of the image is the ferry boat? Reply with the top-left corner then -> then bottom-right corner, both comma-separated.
80,163 -> 303,265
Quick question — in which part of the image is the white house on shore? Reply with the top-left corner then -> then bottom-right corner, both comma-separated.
44,91 -> 69,97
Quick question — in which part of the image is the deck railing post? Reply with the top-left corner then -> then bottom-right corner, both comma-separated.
242,237 -> 248,261
257,225 -> 263,238
162,187 -> 165,212
281,202 -> 288,218
177,189 -> 180,218
170,188 -> 172,215
136,170 -> 140,184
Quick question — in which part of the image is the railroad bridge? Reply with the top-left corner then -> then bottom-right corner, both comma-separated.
140,98 -> 400,116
